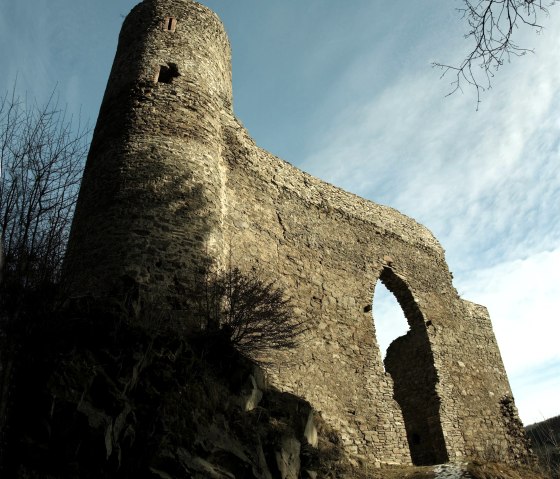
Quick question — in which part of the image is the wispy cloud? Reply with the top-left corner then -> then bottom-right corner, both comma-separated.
301,13 -> 560,268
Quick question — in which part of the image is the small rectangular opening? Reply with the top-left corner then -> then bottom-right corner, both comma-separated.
156,63 -> 180,84
163,17 -> 177,32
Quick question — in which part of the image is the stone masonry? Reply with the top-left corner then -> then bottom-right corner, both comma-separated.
63,0 -> 531,467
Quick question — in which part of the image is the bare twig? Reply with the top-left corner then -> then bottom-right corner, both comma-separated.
434,0 -> 555,107
0,84 -> 89,296
195,267 -> 308,362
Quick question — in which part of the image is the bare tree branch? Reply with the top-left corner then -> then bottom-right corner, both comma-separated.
195,267 -> 308,363
0,84 -> 89,309
434,0 -> 555,106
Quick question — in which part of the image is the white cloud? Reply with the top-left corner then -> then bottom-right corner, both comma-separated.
512,360 -> 560,425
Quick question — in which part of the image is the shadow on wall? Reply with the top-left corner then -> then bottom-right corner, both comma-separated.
374,267 -> 449,466
0,300 -> 348,478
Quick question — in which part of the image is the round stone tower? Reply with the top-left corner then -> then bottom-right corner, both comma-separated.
64,0 -> 232,310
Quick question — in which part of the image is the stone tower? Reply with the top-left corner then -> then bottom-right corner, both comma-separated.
65,0 -> 532,467
64,0 -> 231,308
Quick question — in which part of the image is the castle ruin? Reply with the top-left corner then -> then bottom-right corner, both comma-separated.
63,0 -> 531,467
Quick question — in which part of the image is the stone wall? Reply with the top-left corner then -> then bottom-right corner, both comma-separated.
63,0 -> 531,467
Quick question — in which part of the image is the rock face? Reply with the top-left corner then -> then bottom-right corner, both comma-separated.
63,0 -> 531,467
2,310 -> 333,478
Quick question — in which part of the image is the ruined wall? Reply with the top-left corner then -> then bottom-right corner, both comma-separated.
64,0 -> 531,467
445,301 -> 533,462
218,118 -> 530,465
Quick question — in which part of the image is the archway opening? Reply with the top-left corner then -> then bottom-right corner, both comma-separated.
372,267 -> 448,466
372,280 -> 409,365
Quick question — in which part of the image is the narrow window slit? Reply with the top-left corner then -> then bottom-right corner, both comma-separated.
163,17 -> 177,32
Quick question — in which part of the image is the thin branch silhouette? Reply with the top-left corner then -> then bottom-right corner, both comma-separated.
434,0 -> 555,107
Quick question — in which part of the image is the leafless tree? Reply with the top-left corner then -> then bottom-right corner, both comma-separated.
0,85 -> 88,305
434,0 -> 555,105
196,267 -> 308,361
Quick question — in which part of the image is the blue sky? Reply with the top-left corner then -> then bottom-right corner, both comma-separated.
1,0 -> 558,425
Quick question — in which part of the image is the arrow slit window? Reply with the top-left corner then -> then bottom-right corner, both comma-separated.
163,17 -> 177,32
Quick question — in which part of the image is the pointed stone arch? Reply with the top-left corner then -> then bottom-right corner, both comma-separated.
378,267 -> 425,329
371,279 -> 409,365
373,267 -> 449,465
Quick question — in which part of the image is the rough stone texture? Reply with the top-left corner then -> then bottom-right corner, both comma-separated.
63,0 -> 531,467
433,462 -> 473,478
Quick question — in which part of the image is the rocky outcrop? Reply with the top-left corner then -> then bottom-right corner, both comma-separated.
0,306 -> 345,478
